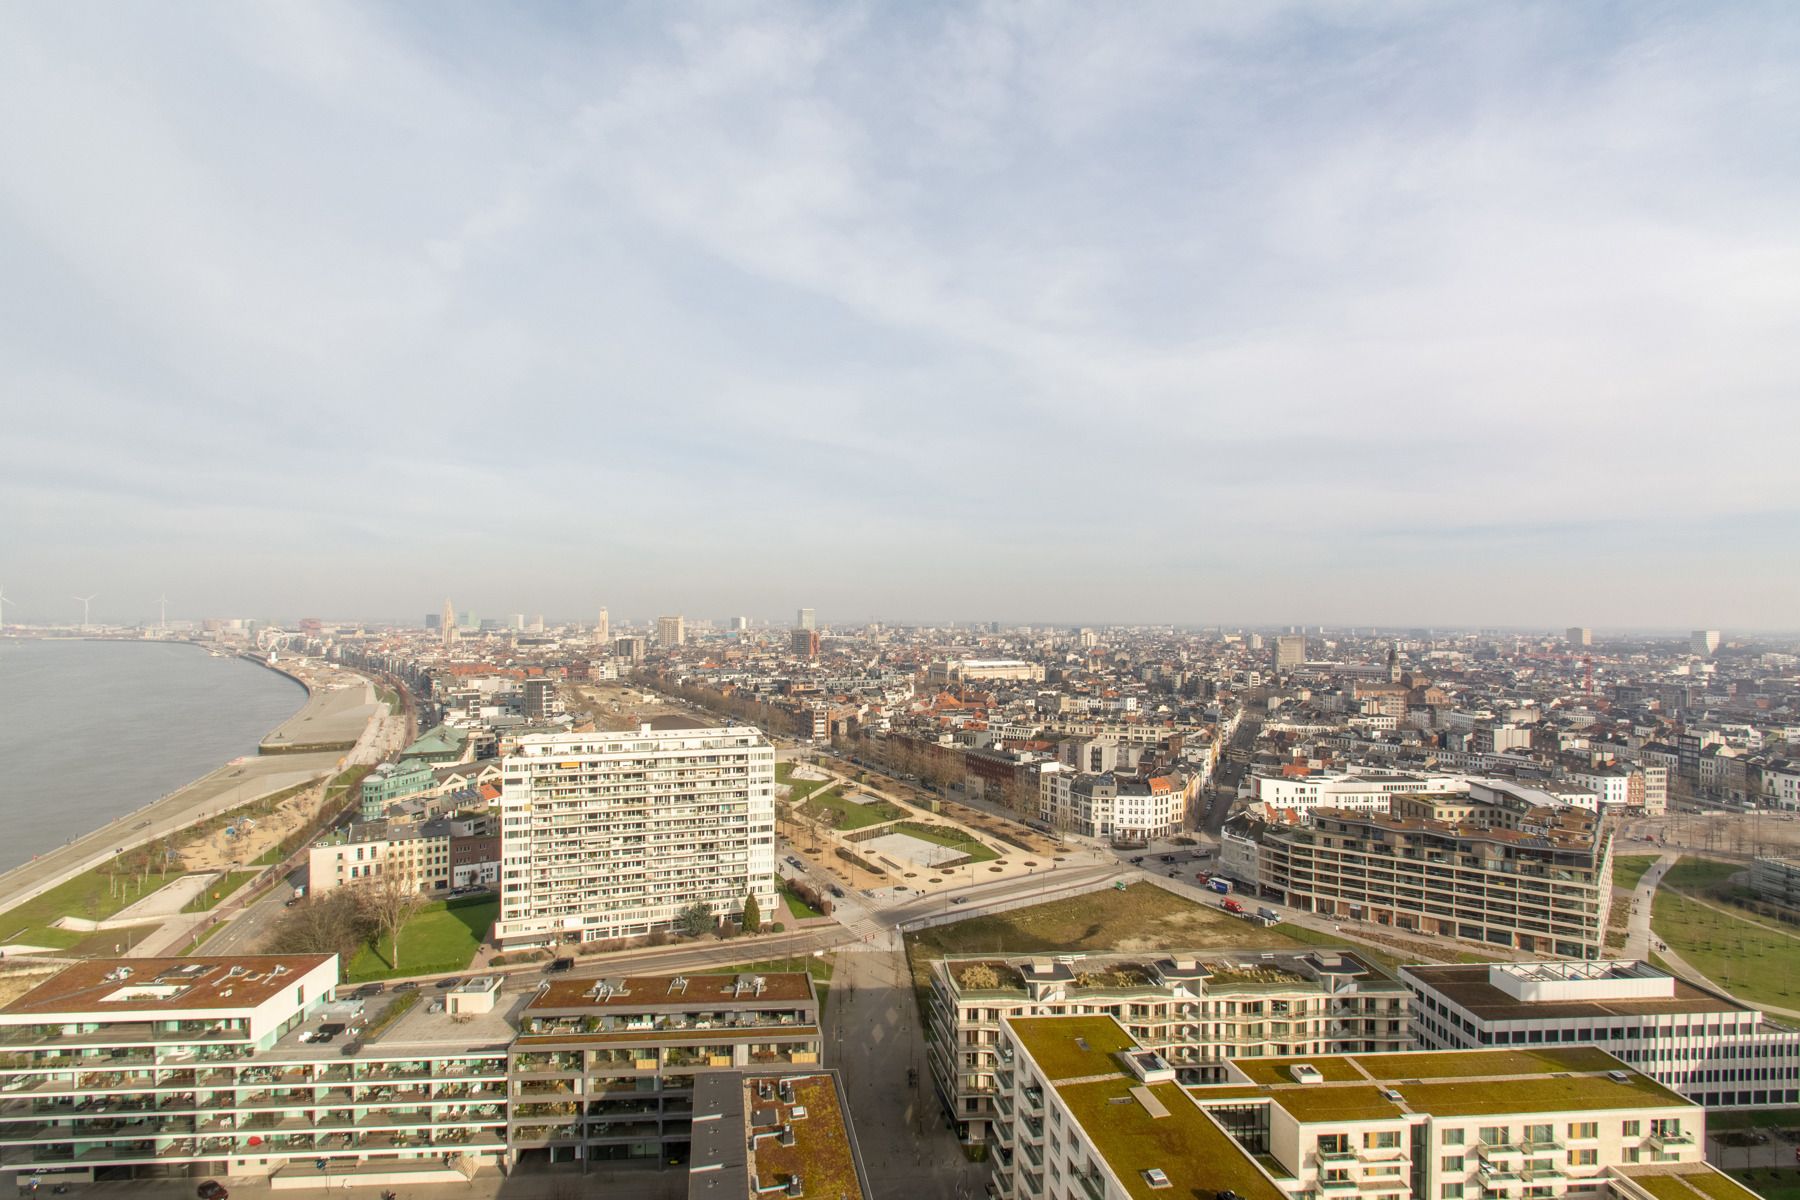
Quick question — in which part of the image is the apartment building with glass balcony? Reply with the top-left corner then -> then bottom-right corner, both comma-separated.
1251,797 -> 1613,959
494,724 -> 777,948
1401,961 -> 1800,1111
506,971 -> 822,1168
988,1012 -> 1725,1200
0,954 -> 511,1188
927,950 -> 1410,1145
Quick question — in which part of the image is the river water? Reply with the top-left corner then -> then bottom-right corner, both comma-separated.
0,639 -> 307,872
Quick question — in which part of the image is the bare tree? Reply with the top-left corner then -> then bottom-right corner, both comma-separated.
358,871 -> 425,972
267,890 -> 373,961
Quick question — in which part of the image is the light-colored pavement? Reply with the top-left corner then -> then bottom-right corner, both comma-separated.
828,944 -> 988,1199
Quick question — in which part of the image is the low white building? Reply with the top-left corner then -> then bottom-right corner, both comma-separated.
1246,770 -> 1469,814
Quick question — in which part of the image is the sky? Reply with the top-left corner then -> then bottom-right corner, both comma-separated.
2,2 -> 1797,632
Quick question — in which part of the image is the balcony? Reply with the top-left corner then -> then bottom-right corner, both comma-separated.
1649,1132 -> 1694,1151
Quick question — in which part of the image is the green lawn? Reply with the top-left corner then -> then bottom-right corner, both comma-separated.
1665,856 -> 1745,892
802,788 -> 903,831
182,870 -> 257,913
0,864 -> 184,951
1614,854 -> 1659,892
890,821 -> 999,864
781,882 -> 825,919
345,896 -> 498,982
1652,886 -> 1800,1011
776,762 -> 830,805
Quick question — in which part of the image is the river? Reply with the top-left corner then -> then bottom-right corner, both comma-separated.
0,639 -> 307,872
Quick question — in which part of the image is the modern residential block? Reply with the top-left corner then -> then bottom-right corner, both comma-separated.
493,725 -> 776,948
927,950 -> 1410,1144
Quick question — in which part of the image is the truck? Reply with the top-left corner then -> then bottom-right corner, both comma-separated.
1221,898 -> 1245,915
1207,878 -> 1231,895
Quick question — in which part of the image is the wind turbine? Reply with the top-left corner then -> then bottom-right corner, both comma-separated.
0,584 -> 10,628
159,595 -> 167,630
74,593 -> 97,630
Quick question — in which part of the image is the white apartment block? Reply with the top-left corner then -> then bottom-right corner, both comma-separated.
1247,772 -> 1470,814
307,818 -> 453,896
493,725 -> 776,948
928,951 -> 1410,1145
0,954 -> 511,1186
1402,961 -> 1800,1111
988,1012 -> 1719,1200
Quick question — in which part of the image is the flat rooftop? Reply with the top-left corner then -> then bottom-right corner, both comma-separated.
1008,1015 -> 1139,1082
0,954 -> 333,1018
1617,1165 -> 1769,1200
1403,963 -> 1748,1019
526,972 -> 815,1012
1231,1047 -> 1689,1119
1058,1076 -> 1285,1200
743,1073 -> 865,1200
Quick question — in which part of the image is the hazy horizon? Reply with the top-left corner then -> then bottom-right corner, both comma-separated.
4,3 -> 1797,628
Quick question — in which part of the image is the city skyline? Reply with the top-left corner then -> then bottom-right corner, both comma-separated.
4,4 -> 1798,626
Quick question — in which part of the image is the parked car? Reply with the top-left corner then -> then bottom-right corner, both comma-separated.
197,1182 -> 229,1200
435,977 -> 463,990
827,885 -> 844,899
950,897 -> 968,905
547,957 -> 574,974
394,981 -> 420,992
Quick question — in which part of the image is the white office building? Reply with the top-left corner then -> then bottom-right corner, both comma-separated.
493,724 -> 776,948
1246,771 -> 1469,814
1402,961 -> 1800,1110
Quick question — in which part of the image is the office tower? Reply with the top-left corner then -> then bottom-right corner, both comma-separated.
595,607 -> 609,642
730,616 -> 749,632
1274,633 -> 1305,673
510,613 -> 526,631
1567,626 -> 1592,646
493,725 -> 776,946
442,597 -> 457,647
1692,629 -> 1720,656
656,615 -> 685,646
791,629 -> 820,658
796,607 -> 815,630
529,614 -> 544,632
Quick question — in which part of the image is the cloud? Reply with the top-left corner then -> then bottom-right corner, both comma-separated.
0,1 -> 1796,627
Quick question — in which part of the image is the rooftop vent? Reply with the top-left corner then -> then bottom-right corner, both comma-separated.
785,1177 -> 804,1197
1142,1168 -> 1172,1189
1379,1087 -> 1404,1103
669,976 -> 689,994
103,967 -> 135,983
269,965 -> 290,978
778,1079 -> 796,1105
1289,1064 -> 1324,1085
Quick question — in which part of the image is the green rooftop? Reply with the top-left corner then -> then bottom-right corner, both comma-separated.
1626,1168 -> 1769,1200
1008,1015 -> 1138,1082
1058,1077 -> 1285,1200
1353,1046 -> 1626,1081
1397,1072 -> 1687,1117
1233,1056 -> 1365,1085
1269,1085 -> 1402,1123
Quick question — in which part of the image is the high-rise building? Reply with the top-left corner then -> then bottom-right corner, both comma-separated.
796,607 -> 815,630
1274,633 -> 1306,672
656,615 -> 685,646
595,606 -> 609,642
1568,626 -> 1593,646
791,629 -> 820,658
510,613 -> 526,631
1692,629 -> 1721,656
493,725 -> 776,947
442,597 -> 457,647
730,615 -> 749,632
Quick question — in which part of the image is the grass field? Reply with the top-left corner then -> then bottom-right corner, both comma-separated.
346,895 -> 498,982
1614,854 -> 1659,892
182,870 -> 257,913
0,864 -> 184,951
1664,857 -> 1746,893
802,788 -> 903,831
890,821 -> 999,864
1653,885 -> 1800,1011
